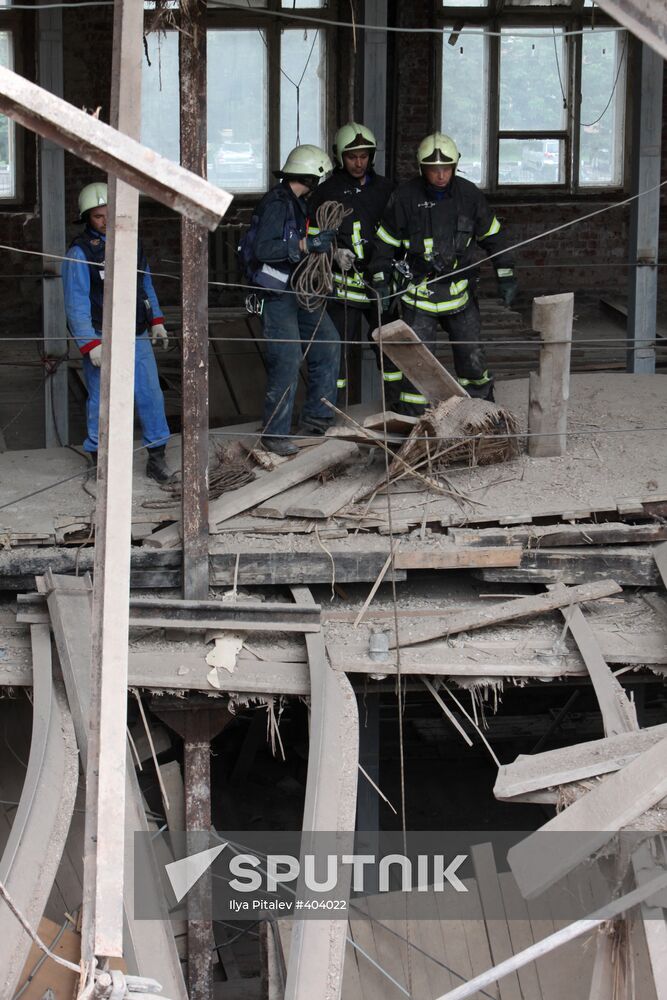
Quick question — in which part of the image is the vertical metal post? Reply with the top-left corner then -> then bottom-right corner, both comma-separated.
154,704 -> 232,1000
180,0 -> 210,599
627,43 -> 663,374
361,0 -> 388,404
39,0 -> 68,446
84,0 -> 144,964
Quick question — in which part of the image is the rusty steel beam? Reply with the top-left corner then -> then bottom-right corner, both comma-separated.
180,0 -> 210,599
154,703 -> 233,1000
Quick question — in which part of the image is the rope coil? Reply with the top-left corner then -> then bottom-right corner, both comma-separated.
290,199 -> 352,312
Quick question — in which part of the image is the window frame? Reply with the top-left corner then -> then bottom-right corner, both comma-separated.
436,2 -> 630,198
0,6 -> 25,207
143,0 -> 336,201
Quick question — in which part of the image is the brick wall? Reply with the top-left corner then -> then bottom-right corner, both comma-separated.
0,3 -> 663,333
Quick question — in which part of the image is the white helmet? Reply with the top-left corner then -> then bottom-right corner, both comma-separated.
277,144 -> 333,182
333,122 -> 377,167
417,133 -> 460,168
78,182 -> 108,217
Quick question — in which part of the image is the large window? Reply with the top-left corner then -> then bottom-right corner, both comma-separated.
439,4 -> 627,193
142,11 -> 328,195
0,25 -> 16,200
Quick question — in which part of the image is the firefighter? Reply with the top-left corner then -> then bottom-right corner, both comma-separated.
62,182 -> 175,482
308,122 -> 395,400
372,132 -> 517,414
243,144 -> 340,456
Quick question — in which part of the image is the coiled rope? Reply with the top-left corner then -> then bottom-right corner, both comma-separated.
291,199 -> 352,311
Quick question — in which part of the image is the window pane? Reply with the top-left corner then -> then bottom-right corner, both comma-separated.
579,30 -> 625,187
282,1 -> 325,7
209,31 -> 267,191
280,28 -> 325,166
442,31 -> 487,186
500,28 -> 566,132
0,31 -> 15,199
442,1 -> 487,7
142,30 -> 268,193
141,31 -> 180,162
500,137 -> 564,185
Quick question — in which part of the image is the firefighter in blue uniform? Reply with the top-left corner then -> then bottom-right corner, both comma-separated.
246,144 -> 341,456
308,122 -> 395,400
372,132 -> 517,414
62,182 -> 174,482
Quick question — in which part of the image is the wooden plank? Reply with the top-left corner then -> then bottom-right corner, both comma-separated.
508,737 -> 667,899
631,843 -> 667,1000
0,66 -> 231,230
144,440 -> 360,546
286,476 -> 364,519
284,586 -> 358,1000
654,541 -> 667,589
477,547 -> 661,586
528,293 -> 573,458
449,522 -> 667,548
497,873 -> 543,1000
43,573 -> 187,995
371,319 -> 468,401
560,604 -> 638,737
393,547 -> 523,570
388,579 -> 622,649
0,625 -> 79,998
254,480 -> 320,519
494,724 -> 667,800
470,844 -> 523,1000
362,411 -> 419,433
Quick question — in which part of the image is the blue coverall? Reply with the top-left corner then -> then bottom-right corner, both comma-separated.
62,236 -> 170,454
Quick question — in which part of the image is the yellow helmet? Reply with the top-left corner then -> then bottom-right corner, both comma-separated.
333,122 -> 377,167
78,182 -> 108,217
417,133 -> 460,168
277,144 -> 333,181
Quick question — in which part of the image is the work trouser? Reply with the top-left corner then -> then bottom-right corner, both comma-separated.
81,330 -> 170,453
261,293 -> 341,438
385,301 -> 493,417
327,299 -> 384,404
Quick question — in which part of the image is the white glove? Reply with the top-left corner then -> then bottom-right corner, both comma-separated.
150,323 -> 169,349
89,344 -> 102,367
334,247 -> 356,272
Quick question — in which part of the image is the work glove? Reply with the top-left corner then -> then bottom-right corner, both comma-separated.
88,344 -> 102,367
371,272 -> 393,312
150,323 -> 169,349
306,229 -> 335,253
334,247 -> 356,272
498,275 -> 518,308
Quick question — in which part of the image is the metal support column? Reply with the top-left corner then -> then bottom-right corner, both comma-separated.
39,0 -> 68,446
84,0 -> 144,965
154,703 -> 232,1000
627,43 -> 663,374
180,0 -> 210,598
360,0 -> 388,405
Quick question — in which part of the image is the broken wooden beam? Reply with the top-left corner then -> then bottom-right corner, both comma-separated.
449,522 -> 667,548
477,546 -> 662,586
388,579 -> 622,648
0,65 -> 231,230
371,319 -> 467,402
494,723 -> 667,801
559,602 -> 638,736
508,736 -> 667,899
144,440 -> 360,547
527,292 -> 573,458
393,546 -> 522,570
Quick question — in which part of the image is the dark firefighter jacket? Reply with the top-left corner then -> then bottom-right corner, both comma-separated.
373,174 -> 514,315
309,168 -> 395,306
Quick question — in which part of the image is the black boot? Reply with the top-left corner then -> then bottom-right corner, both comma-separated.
295,416 -> 331,437
262,435 -> 299,457
146,445 -> 175,483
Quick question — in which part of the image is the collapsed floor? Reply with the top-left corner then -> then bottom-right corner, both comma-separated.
0,366 -> 666,999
